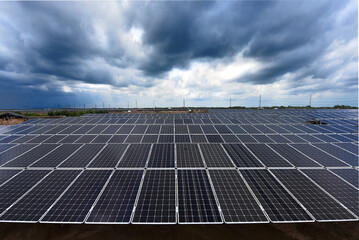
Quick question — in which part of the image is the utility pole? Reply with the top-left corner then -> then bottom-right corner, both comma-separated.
230,97 -> 232,108
259,94 -> 262,109
136,99 -> 137,109
103,102 -> 104,109
183,98 -> 185,108
127,101 -> 129,109
153,100 -> 155,109
309,94 -> 312,107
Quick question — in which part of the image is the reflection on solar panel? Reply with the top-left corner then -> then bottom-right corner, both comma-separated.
0,109 -> 357,224
41,170 -> 112,223
271,169 -> 357,221
241,169 -> 312,222
178,170 -> 222,223
86,170 -> 143,223
209,170 -> 268,223
132,170 -> 176,223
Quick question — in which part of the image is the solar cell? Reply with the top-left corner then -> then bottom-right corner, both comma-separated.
222,144 -> 263,168
86,170 -> 143,223
108,135 -> 127,143
271,169 -> 357,221
0,170 -> 81,222
0,143 -> 16,154
241,169 -> 312,222
59,135 -> 81,143
206,135 -> 224,143
175,135 -> 190,143
209,170 -> 268,223
125,135 -> 143,143
41,170 -> 112,223
132,170 -> 176,224
74,135 -> 97,143
158,135 -> 174,143
147,144 -> 174,168
43,135 -> 66,143
178,170 -> 222,223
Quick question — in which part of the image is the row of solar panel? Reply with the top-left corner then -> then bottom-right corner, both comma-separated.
0,142 -> 357,168
1,133 -> 357,146
0,168 -> 357,224
1,123 -> 357,135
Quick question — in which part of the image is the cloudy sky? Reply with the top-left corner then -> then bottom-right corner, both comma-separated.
0,0 -> 357,109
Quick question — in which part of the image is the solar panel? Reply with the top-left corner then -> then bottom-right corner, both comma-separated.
206,135 -> 224,143
301,169 -> 359,217
108,135 -> 127,143
176,144 -> 204,168
267,144 -> 321,167
222,144 -> 263,167
75,135 -> 97,143
240,169 -> 312,222
132,170 -> 176,224
199,144 -> 235,168
58,144 -> 105,168
0,144 -> 39,166
190,135 -> 207,143
0,170 -> 51,214
117,144 -> 151,168
141,135 -> 158,143
147,144 -> 174,168
290,144 -> 350,167
178,169 -> 222,223
41,170 -> 112,223
91,135 -> 112,143
88,144 -> 128,168
245,144 -> 293,168
0,170 -> 81,222
43,135 -> 66,143
2,144 -> 60,168
30,144 -> 83,168
312,143 -> 358,166
209,170 -> 268,223
0,169 -> 22,186
86,170 -> 143,223
0,143 -> 16,154
270,169 -> 357,221
175,135 -> 190,143
329,168 -> 358,188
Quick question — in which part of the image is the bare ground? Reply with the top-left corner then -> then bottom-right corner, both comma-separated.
0,222 -> 358,240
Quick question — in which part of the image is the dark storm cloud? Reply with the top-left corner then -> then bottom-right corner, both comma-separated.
0,0 -> 357,108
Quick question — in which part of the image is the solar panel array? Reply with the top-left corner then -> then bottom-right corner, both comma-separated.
0,109 -> 358,224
